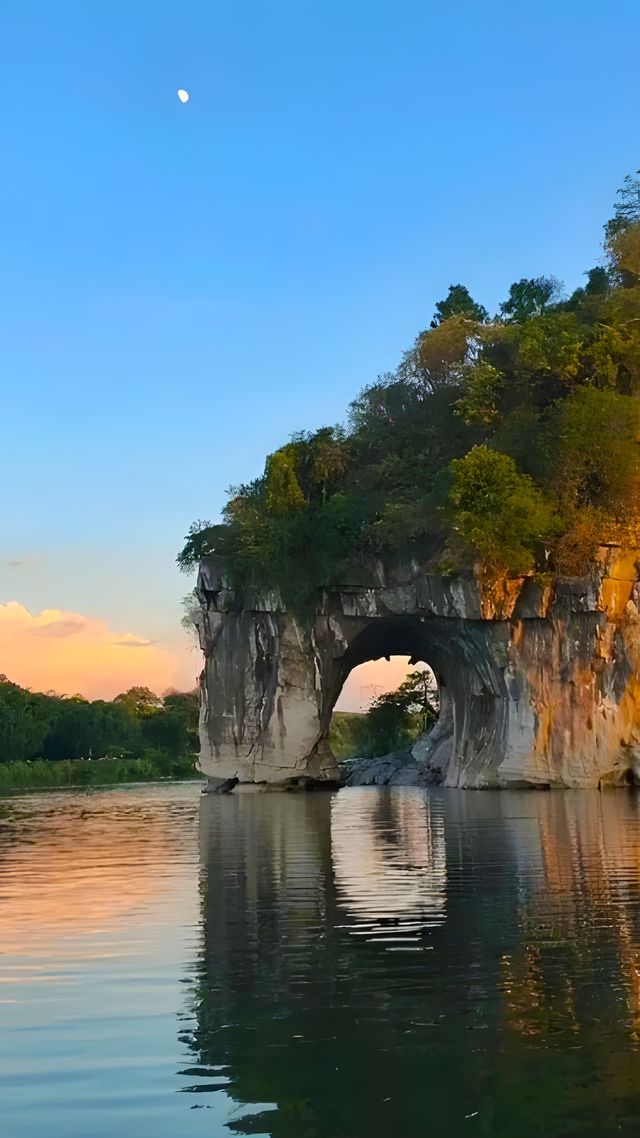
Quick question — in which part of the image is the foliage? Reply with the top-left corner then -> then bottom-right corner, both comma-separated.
339,670 -> 439,760
0,679 -> 200,766
176,519 -> 217,572
446,447 -> 560,574
499,276 -> 564,322
0,751 -> 202,792
604,170 -> 640,243
329,711 -> 366,761
455,361 -> 505,426
546,387 -> 640,514
431,283 -> 488,327
178,168 -> 640,604
265,444 -> 305,514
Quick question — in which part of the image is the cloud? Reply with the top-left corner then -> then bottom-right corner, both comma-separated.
110,633 -> 155,648
0,602 -> 182,699
5,556 -> 38,569
33,614 -> 88,638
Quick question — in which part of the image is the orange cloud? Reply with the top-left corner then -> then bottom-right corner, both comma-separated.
0,602 -> 188,699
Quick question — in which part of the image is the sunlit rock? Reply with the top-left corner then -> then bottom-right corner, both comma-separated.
193,547 -> 640,789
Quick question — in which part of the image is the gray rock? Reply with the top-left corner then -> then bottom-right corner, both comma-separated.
192,547 -> 640,790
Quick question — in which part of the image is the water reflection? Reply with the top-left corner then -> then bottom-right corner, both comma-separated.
0,784 -> 204,1138
5,784 -> 640,1136
331,788 -> 446,941
192,788 -> 640,1137
0,786 -> 196,961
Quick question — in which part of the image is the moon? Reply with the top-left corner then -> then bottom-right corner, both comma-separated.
177,89 -> 190,104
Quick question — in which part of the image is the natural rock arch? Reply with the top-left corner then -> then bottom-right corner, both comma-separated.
193,547 -> 640,789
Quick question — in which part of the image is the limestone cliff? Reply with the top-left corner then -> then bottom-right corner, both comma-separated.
193,547 -> 640,789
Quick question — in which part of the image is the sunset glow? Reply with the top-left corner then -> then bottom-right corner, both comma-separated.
0,599 -> 405,705
0,601 -> 196,699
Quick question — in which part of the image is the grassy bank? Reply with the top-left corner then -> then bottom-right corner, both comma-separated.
0,751 -> 203,792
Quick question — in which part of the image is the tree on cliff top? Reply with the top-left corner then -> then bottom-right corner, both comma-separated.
445,447 -> 560,575
179,168 -> 640,608
431,284 -> 488,328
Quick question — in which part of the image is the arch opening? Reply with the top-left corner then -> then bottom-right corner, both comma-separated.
318,614 -> 509,787
330,656 -> 439,763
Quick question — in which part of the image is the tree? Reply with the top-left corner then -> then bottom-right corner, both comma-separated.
113,686 -> 161,718
265,445 -> 305,514
415,314 -> 475,384
455,362 -> 505,427
547,387 -> 640,514
176,165 -> 640,596
350,669 -> 439,758
431,284 -> 488,327
604,170 -> 640,243
500,276 -> 564,322
177,519 -> 216,572
447,446 -> 559,574
608,222 -> 640,286
585,266 -> 610,296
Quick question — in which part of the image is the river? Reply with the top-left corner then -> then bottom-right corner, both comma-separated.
3,782 -> 640,1136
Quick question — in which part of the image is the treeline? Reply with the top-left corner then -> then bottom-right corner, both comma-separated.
0,678 -> 199,764
179,169 -> 640,612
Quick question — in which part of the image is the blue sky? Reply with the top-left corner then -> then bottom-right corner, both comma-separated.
1,0 -> 639,694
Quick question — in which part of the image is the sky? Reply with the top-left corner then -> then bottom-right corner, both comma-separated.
1,0 -> 639,705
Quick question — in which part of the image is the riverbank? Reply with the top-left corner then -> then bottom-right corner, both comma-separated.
0,752 -> 203,791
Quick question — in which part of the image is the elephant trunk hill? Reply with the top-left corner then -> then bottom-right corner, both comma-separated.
192,547 -> 640,790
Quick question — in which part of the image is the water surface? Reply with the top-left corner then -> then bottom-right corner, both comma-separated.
3,783 -> 640,1135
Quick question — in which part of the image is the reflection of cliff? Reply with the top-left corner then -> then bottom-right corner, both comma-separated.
502,792 -> 640,1047
190,790 -> 508,1137
190,787 -> 640,1137
331,788 -> 446,940
196,792 -> 334,1013
0,786 -> 197,961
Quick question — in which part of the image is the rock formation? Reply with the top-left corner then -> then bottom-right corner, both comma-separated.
193,546 -> 640,789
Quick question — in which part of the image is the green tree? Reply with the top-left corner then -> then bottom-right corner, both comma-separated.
447,446 -> 558,574
176,165 -> 640,594
585,266 -> 610,295
455,361 -> 505,427
350,669 -> 439,758
265,445 -> 305,514
604,170 -> 640,243
176,519 -> 216,572
500,276 -> 564,321
431,284 -> 488,327
547,387 -> 640,514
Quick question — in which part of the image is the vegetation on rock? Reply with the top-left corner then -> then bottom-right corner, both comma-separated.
180,171 -> 640,611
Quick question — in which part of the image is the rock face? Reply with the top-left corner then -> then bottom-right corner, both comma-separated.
193,547 -> 640,789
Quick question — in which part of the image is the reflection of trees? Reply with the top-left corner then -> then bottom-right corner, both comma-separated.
189,788 -> 640,1137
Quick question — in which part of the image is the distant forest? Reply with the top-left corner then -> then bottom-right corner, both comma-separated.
0,679 -> 198,765
180,169 -> 640,613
